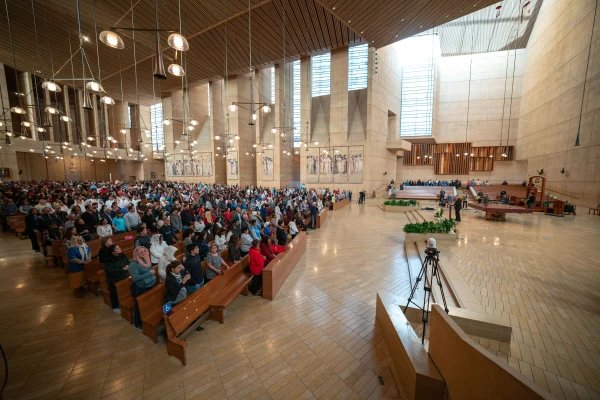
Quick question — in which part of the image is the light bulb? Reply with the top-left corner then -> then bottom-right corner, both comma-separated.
45,107 -> 58,114
42,81 -> 61,92
87,136 -> 95,141
229,139 -> 233,143
234,135 -> 240,140
252,113 -> 258,120
252,144 -> 257,148
100,31 -> 124,49
163,120 -> 171,125
100,96 -> 115,105
175,140 -> 180,144
263,105 -> 271,113
190,119 -> 199,126
304,143 -> 307,148
246,152 -> 249,155
464,152 -> 468,155
271,128 -> 278,134
37,127 -> 45,132
168,33 -> 189,51
269,144 -> 273,148
214,135 -> 220,140
168,64 -> 185,76
187,125 -> 195,131
61,116 -> 71,122
228,104 -> 238,112
120,129 -> 127,134
217,146 -> 221,150
295,151 -> 299,154
10,107 -> 25,114
283,150 -> 287,154
20,135 -> 27,140
21,121 -> 31,127
86,81 -> 103,92
314,141 -> 319,145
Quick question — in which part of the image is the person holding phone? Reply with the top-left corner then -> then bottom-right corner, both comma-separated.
165,261 -> 197,305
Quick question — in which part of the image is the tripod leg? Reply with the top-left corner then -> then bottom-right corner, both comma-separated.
433,261 -> 450,314
421,260 -> 432,345
403,261 -> 427,313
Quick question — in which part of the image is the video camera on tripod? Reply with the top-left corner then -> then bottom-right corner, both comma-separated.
403,237 -> 449,344
424,238 -> 439,256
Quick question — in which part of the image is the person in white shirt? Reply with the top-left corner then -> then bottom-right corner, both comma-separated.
215,228 -> 227,251
157,245 -> 178,282
149,234 -> 168,264
194,219 -> 205,233
288,219 -> 299,239
97,218 -> 113,238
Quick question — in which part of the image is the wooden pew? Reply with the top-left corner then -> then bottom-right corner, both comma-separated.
138,283 -> 166,343
84,247 -> 135,295
164,281 -> 212,366
115,277 -> 135,324
262,232 -> 307,300
316,208 -> 327,228
97,270 -> 111,307
164,255 -> 252,365
207,256 -> 252,324
330,198 -> 350,211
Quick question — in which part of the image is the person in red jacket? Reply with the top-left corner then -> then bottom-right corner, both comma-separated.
260,235 -> 276,265
248,239 -> 265,296
270,237 -> 287,255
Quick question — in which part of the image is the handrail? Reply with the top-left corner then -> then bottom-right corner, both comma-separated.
544,187 -> 580,200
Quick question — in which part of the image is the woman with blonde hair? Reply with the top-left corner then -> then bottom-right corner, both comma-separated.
67,235 -> 91,298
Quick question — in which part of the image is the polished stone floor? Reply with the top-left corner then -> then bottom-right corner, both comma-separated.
0,203 -> 598,400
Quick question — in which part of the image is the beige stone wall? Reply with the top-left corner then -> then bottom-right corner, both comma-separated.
517,0 -> 600,207
397,49 -> 528,184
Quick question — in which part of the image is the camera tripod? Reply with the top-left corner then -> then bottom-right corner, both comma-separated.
403,249 -> 450,344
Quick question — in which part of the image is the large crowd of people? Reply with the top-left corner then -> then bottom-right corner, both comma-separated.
0,180 -> 355,329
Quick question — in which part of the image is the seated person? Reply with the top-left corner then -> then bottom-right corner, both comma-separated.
205,243 -> 229,281
276,220 -> 288,245
76,218 -> 93,241
270,237 -> 287,255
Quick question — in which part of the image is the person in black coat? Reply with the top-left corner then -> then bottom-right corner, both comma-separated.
164,261 -> 197,304
82,205 -> 99,229
276,219 -> 288,245
453,197 -> 462,222
25,208 -> 41,252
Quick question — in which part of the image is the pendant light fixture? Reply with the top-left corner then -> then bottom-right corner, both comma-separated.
99,30 -> 124,49
4,0 -> 27,123
168,33 -> 189,52
42,81 -> 62,92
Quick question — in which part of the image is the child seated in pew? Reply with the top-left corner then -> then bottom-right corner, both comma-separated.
103,245 -> 130,313
183,244 -> 205,293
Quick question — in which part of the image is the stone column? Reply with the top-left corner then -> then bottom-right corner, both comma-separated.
299,56 -> 312,185
0,64 -> 13,132
330,47 -> 349,144
18,72 -> 36,140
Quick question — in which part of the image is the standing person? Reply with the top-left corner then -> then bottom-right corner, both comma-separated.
149,234 -> 167,265
348,190 -> 352,203
24,208 -> 40,252
183,244 -> 204,293
124,206 -> 141,231
526,192 -> 535,209
309,202 -> 318,229
228,234 -> 242,263
164,261 -> 197,305
160,217 -> 178,245
67,236 -> 91,298
240,226 -> 253,257
453,196 -> 462,222
129,247 -> 156,329
276,220 -> 288,245
463,193 -> 469,209
103,245 -> 130,313
112,211 -> 126,233
205,244 -> 229,282
134,226 -> 151,250
248,240 -> 265,296
439,189 -> 445,202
